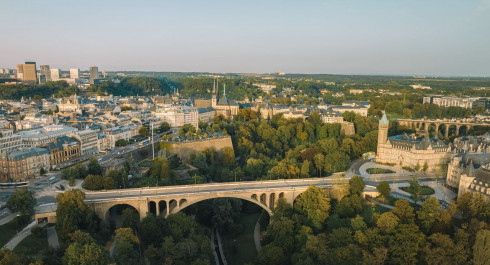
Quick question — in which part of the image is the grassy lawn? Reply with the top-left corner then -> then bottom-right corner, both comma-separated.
222,212 -> 260,265
366,168 -> 395,174
13,233 -> 49,261
0,219 -> 24,247
400,186 -> 435,196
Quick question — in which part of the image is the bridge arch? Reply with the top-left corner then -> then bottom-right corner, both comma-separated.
173,194 -> 274,216
104,202 -> 141,223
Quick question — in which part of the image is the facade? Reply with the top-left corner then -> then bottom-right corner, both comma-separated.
330,105 -> 368,117
43,136 -> 81,168
16,64 -> 23,80
154,105 -> 199,129
90,66 -> 98,84
102,125 -> 134,148
457,162 -> 490,201
40,65 -> 51,82
211,81 -> 239,117
50,68 -> 60,81
18,125 -> 78,147
376,113 -> 451,171
70,68 -> 80,79
0,147 -> 50,182
58,94 -> 81,112
423,95 -> 487,109
0,129 -> 22,155
22,62 -> 37,83
72,129 -> 99,155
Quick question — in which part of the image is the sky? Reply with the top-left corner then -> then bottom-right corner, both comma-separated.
1,0 -> 490,76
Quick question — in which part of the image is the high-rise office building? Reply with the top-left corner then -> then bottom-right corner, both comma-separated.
23,62 -> 37,83
50,69 -> 60,81
40,65 -> 51,82
70,68 -> 80,79
89,66 -> 98,84
16,64 -> 24,80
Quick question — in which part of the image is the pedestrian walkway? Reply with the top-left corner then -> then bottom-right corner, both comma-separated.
3,221 -> 36,250
47,226 -> 60,249
254,221 -> 261,252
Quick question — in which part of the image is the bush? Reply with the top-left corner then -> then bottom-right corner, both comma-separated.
13,215 -> 31,230
31,226 -> 46,238
68,178 -> 76,187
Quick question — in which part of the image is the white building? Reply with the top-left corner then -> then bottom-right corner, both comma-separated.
72,129 -> 99,155
153,105 -> 199,129
0,129 -> 22,155
50,69 -> 60,81
102,125 -> 136,148
70,68 -> 80,79
18,125 -> 78,147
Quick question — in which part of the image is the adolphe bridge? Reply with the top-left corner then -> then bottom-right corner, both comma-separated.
35,177 -> 379,223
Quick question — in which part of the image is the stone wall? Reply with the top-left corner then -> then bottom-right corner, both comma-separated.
168,136 -> 234,161
341,122 -> 355,136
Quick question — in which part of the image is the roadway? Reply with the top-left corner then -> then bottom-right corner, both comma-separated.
84,178 -> 335,202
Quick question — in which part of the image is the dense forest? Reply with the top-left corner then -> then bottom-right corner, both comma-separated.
254,179 -> 490,265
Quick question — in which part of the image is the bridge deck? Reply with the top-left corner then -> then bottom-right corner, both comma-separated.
84,178 -> 338,202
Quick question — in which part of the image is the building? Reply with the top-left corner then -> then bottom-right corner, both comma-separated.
330,105 -> 368,117
50,68 -> 60,81
90,66 -> 98,84
376,113 -> 451,171
423,95 -> 486,109
43,136 -> 81,168
70,68 -> 80,79
18,125 -> 78,147
22,62 -> 38,83
102,125 -> 135,148
16,64 -> 24,80
154,105 -> 199,129
211,81 -> 239,117
40,65 -> 51,82
72,129 -> 99,156
58,94 -> 81,112
0,129 -> 22,155
0,147 -> 50,182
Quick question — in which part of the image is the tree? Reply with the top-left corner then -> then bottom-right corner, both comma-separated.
349,175 -> 366,195
56,189 -> 91,239
376,181 -> 391,200
424,233 -> 468,265
408,178 -> 423,203
115,139 -> 128,147
376,212 -> 399,233
83,175 -> 103,190
102,176 -> 114,189
244,158 -> 265,179
122,208 -> 139,229
256,244 -> 286,265
301,160 -> 312,178
295,185 -> 331,230
159,122 -> 170,132
63,243 -> 112,265
417,197 -> 440,233
70,230 -> 95,245
473,229 -> 490,265
87,158 -> 102,176
423,161 -> 428,172
392,199 -> 415,223
388,223 -> 425,265
313,153 -> 325,177
6,188 -> 36,215
139,126 -> 149,137
221,147 -> 235,167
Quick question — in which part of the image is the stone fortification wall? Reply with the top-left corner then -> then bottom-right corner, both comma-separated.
169,136 -> 233,161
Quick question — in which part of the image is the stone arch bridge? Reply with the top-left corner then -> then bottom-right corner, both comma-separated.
395,118 -> 489,138
84,178 -> 342,221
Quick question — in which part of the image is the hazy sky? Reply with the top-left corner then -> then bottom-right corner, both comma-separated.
1,0 -> 490,76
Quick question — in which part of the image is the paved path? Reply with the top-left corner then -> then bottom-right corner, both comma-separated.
0,211 -> 16,226
3,221 -> 36,250
47,227 -> 60,249
254,221 -> 261,252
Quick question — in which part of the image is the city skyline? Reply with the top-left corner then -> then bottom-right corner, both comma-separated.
1,0 -> 490,76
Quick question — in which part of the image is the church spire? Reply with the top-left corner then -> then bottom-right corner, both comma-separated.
223,83 -> 226,97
